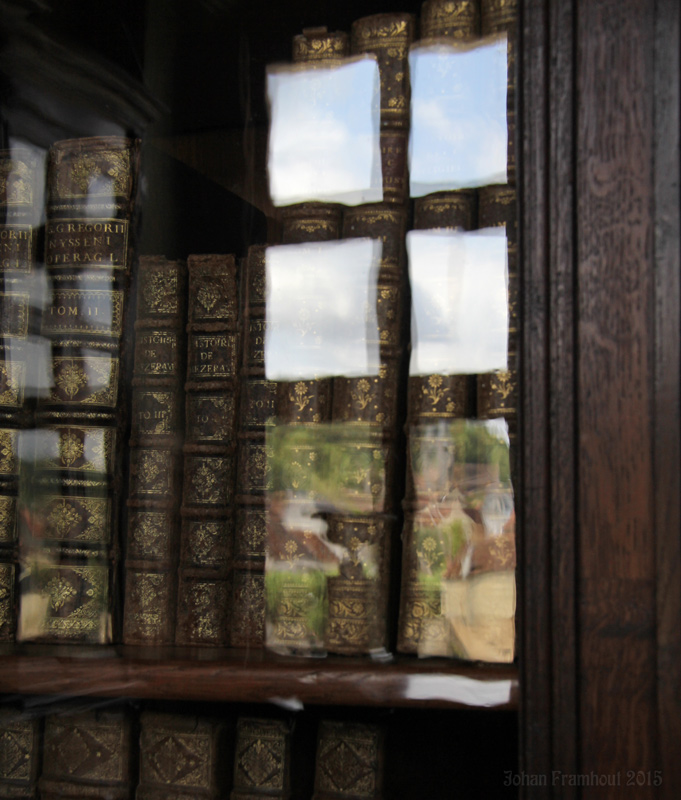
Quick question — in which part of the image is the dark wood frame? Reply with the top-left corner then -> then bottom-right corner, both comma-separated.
519,0 -> 681,796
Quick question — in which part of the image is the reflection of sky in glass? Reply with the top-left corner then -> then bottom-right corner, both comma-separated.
408,228 -> 508,374
409,36 -> 508,196
267,57 -> 383,206
264,239 -> 381,380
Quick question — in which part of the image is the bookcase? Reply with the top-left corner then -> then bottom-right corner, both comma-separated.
1,0 -> 680,798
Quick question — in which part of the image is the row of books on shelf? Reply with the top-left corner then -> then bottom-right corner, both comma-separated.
0,144 -> 515,663
0,0 -> 519,663
0,703 -> 385,799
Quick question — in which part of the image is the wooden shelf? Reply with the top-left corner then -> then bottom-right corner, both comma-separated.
0,646 -> 518,711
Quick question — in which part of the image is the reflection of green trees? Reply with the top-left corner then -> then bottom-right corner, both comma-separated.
450,420 -> 510,483
267,423 -> 384,507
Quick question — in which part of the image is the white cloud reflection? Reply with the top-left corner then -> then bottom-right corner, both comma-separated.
409,36 -> 509,196
408,228 -> 509,375
267,57 -> 383,206
264,238 -> 382,380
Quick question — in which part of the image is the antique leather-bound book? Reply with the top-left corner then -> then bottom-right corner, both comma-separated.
137,711 -> 229,800
350,13 -> 415,132
0,149 -> 40,642
266,111 -> 351,652
232,245 -> 271,648
312,721 -> 384,800
296,22 -> 408,207
280,27 -> 348,244
333,204 -> 408,450
322,204 -> 409,656
0,425 -> 20,645
0,707 -> 42,799
122,255 -> 187,645
175,253 -> 239,646
350,14 -> 414,206
38,707 -> 133,799
0,147 -> 40,430
231,717 -> 291,799
413,189 -> 477,233
17,136 -> 140,645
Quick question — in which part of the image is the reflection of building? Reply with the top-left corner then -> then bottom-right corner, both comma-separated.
266,497 -> 339,573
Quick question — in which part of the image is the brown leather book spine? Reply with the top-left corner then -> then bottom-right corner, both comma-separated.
292,27 -> 348,64
232,245 -> 270,648
420,0 -> 480,38
0,428 -> 20,644
175,253 -> 239,646
38,708 -> 133,800
0,148 -> 40,278
137,711 -> 229,799
325,513 -> 393,654
19,136 -> 140,645
323,204 -> 408,655
351,14 -> 413,204
378,130 -> 409,206
313,721 -> 384,800
0,148 -> 39,428
231,717 -> 291,799
281,203 -> 343,244
0,708 -> 42,798
0,490 -> 17,643
350,13 -> 415,132
123,255 -> 187,645
413,189 -> 477,232
283,29 -> 349,236
0,149 -> 40,643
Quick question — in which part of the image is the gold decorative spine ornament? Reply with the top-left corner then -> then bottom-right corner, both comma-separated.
232,717 -> 292,799
313,721 -> 385,800
38,708 -> 133,799
137,711 -> 227,799
292,26 -> 348,64
420,0 -> 480,39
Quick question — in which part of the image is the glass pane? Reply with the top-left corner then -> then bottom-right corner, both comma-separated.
0,0 -> 519,668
